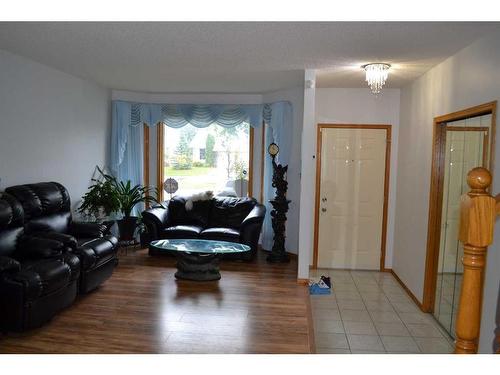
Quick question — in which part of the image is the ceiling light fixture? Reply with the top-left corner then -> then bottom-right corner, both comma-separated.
362,63 -> 391,94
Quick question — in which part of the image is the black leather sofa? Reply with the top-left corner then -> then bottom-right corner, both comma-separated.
142,195 -> 266,260
6,182 -> 118,294
0,192 -> 80,332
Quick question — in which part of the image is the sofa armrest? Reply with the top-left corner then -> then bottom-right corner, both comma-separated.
30,231 -> 78,250
142,204 -> 170,241
241,204 -> 266,228
70,221 -> 107,238
239,204 -> 266,261
0,255 -> 21,274
17,236 -> 66,259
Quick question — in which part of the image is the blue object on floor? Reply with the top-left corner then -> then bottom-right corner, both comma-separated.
309,284 -> 331,295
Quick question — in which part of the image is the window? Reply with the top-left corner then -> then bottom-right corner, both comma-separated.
159,123 -> 252,198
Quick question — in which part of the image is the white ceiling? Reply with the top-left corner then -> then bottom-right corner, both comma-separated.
0,22 -> 498,93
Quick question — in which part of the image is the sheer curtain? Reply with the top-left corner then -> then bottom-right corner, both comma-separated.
260,101 -> 293,251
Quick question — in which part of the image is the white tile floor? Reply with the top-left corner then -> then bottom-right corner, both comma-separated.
310,269 -> 455,354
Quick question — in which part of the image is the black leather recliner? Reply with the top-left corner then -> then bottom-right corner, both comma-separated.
6,182 -> 118,294
0,192 -> 80,332
142,195 -> 266,261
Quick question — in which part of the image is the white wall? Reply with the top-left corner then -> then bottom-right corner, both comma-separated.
263,87 -> 304,254
394,30 -> 500,353
298,70 -> 317,279
0,49 -> 111,211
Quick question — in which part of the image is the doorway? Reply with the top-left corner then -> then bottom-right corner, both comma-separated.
423,101 -> 497,338
313,124 -> 391,270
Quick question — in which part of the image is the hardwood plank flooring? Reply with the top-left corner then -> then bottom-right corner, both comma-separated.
0,249 -> 313,354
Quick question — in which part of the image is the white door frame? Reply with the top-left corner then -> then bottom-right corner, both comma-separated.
312,124 -> 392,271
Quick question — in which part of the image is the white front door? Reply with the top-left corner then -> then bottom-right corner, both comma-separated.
317,127 -> 388,270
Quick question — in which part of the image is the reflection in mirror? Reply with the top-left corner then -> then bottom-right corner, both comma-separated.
434,113 -> 493,337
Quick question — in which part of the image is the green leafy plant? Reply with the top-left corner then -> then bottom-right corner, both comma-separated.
79,167 -> 158,219
112,179 -> 158,218
78,170 -> 120,219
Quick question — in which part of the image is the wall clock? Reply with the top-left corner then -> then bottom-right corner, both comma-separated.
268,142 -> 279,157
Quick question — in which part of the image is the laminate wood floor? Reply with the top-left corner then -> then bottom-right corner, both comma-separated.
0,249 -> 313,354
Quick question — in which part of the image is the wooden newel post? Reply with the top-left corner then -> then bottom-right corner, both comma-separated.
455,167 -> 496,354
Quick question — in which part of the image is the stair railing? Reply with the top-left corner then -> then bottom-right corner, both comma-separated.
455,167 -> 498,353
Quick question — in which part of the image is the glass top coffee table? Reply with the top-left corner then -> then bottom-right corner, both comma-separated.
149,239 -> 251,281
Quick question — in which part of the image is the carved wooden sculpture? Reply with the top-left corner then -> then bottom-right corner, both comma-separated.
266,155 -> 291,263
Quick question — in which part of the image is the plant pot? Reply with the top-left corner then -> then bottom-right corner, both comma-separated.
117,216 -> 138,241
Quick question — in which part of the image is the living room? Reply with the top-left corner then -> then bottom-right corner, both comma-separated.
2,1 -> 500,373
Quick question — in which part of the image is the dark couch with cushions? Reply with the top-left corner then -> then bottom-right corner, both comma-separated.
6,182 -> 118,294
0,192 -> 80,332
142,195 -> 266,260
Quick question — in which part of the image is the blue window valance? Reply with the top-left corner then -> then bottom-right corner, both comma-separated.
111,100 -> 290,176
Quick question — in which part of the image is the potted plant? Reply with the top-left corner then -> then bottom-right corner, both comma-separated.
112,179 -> 158,241
79,167 -> 158,241
78,168 -> 120,221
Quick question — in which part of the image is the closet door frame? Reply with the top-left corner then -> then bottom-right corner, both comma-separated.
312,123 -> 392,271
422,101 -> 497,313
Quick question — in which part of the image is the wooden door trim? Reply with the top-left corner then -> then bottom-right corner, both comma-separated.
156,123 -> 164,201
422,101 -> 497,312
143,124 -> 151,208
312,123 -> 392,271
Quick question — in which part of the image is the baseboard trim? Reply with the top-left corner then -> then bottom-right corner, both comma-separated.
389,269 -> 425,311
297,278 -> 309,285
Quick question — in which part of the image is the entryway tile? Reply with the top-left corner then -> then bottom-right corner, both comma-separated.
340,309 -> 372,322
374,321 -> 410,336
369,310 -> 401,323
347,334 -> 384,351
315,333 -> 349,349
343,321 -> 378,335
391,301 -> 421,313
337,299 -> 366,310
316,347 -> 351,354
406,323 -> 444,338
314,319 -> 345,334
380,336 -> 420,353
364,300 -> 395,312
413,337 -> 454,353
399,312 -> 434,325
310,270 -> 453,355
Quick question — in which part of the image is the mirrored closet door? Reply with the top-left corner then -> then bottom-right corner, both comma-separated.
434,113 -> 493,337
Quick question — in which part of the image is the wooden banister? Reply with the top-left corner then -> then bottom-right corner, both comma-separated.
455,167 -> 497,353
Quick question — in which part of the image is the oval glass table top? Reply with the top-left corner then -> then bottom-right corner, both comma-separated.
149,239 -> 251,254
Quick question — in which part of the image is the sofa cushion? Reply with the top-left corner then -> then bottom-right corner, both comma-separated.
168,196 -> 211,227
17,258 -> 72,298
162,225 -> 203,239
208,197 -> 256,228
200,227 -> 240,242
